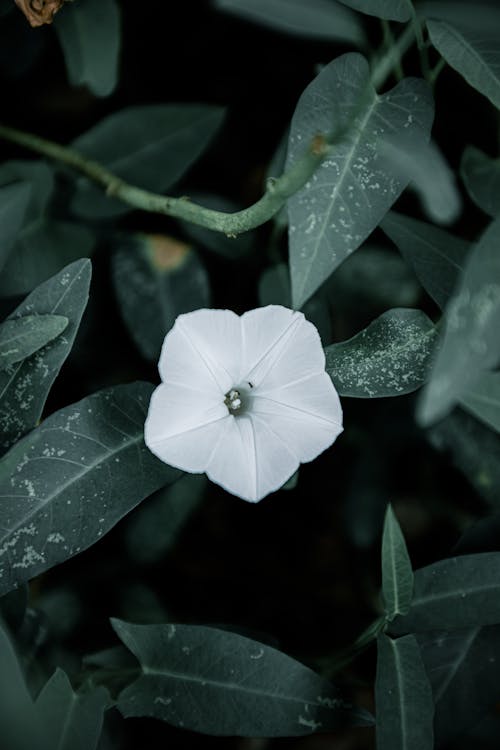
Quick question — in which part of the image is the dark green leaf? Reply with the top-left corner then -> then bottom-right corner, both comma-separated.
460,371 -> 500,434
54,0 -> 121,97
112,620 -> 373,736
461,145 -> 500,217
0,381 -> 181,595
336,0 -> 412,21
0,182 -> 31,270
418,0 -> 500,34
112,234 -> 210,361
0,585 -> 28,632
418,217 -> 500,425
390,552 -> 500,633
71,105 -> 226,219
0,259 -> 91,453
287,53 -> 434,307
427,19 -> 500,108
375,634 -> 434,750
382,505 -> 413,621
325,308 -> 437,398
35,668 -> 108,750
381,210 -> 469,310
0,315 -> 68,369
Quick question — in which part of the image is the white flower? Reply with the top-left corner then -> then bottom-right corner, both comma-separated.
144,305 -> 343,502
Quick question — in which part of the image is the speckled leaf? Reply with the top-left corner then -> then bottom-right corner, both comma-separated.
54,0 -> 121,97
0,382 -> 181,595
287,53 -> 434,308
214,0 -> 366,45
0,315 -> 68,370
461,145 -> 500,217
381,211 -> 469,310
0,260 -> 91,453
375,634 -> 434,750
460,371 -> 500,434
382,505 -> 413,621
71,105 -> 225,219
35,668 -> 108,750
335,0 -> 412,21
0,182 -> 31,271
112,234 -> 210,361
418,217 -> 500,426
427,19 -> 500,108
325,308 -> 437,398
112,620 -> 373,736
390,552 -> 500,633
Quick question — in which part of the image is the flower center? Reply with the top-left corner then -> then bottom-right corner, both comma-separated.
224,388 -> 242,412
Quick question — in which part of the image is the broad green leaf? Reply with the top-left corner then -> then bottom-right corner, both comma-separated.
70,105 -> 226,219
418,217 -> 500,425
418,625 -> 500,747
0,315 -> 68,369
54,0 -> 121,97
112,620 -> 373,736
0,182 -> 31,270
0,619 -> 49,750
418,0 -> 500,34
325,308 -> 437,398
0,219 -> 95,297
336,0 -> 412,21
112,234 -> 210,361
381,210 -> 469,310
287,53 -> 434,308
0,381 -> 181,595
213,0 -> 366,45
0,260 -> 91,453
35,669 -> 108,750
460,371 -> 500,434
390,552 -> 500,633
375,634 -> 434,750
427,19 -> 500,108
461,145 -> 500,217
381,505 -> 413,621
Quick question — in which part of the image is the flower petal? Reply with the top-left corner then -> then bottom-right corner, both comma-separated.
241,305 -> 326,390
160,309 -> 241,394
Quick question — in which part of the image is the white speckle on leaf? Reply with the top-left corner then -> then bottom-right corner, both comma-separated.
298,716 -> 322,731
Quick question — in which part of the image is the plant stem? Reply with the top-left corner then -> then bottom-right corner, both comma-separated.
370,23 -> 416,90
381,20 -> 404,82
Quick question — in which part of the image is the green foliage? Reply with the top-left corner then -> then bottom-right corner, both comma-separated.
0,182 -> 31,270
287,52 -> 434,307
325,308 -> 436,397
54,0 -> 121,98
0,315 -> 68,369
336,0 -> 413,21
0,381 -> 180,595
112,620 -> 373,735
381,504 -> 413,621
460,371 -> 500,434
461,145 -> 500,217
375,634 -> 434,750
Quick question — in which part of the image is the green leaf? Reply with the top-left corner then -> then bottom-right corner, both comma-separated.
287,53 -> 434,307
427,19 -> 500,108
460,371 -> 500,434
0,219 -> 95,297
375,634 -> 434,750
418,625 -> 500,747
381,505 -> 413,621
112,234 -> 211,361
0,381 -> 181,595
0,315 -> 68,369
0,182 -> 31,271
0,260 -> 91,453
325,308 -> 437,398
461,145 -> 500,217
54,0 -> 121,97
112,620 -> 373,736
70,105 -> 226,219
213,0 -> 367,45
418,0 -> 500,34
418,216 -> 500,425
381,210 -> 469,310
390,552 -> 500,633
35,668 -> 108,750
336,0 -> 413,21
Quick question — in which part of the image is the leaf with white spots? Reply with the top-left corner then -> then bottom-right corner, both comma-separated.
0,381 -> 181,595
418,216 -> 500,426
112,620 -> 373,736
325,308 -> 437,398
0,315 -> 68,370
461,145 -> 500,218
287,52 -> 434,308
0,260 -> 91,454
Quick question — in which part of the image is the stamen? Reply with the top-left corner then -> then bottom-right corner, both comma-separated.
224,388 -> 242,412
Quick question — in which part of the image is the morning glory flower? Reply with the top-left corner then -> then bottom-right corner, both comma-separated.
144,305 -> 343,502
